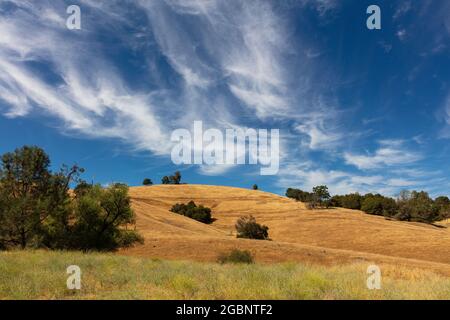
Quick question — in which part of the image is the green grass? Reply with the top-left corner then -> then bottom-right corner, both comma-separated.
0,250 -> 449,300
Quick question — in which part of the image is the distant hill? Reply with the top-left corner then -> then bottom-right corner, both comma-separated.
122,185 -> 450,275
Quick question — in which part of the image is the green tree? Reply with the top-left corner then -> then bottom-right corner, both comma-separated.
396,191 -> 439,223
312,185 -> 331,207
0,146 -> 82,249
330,193 -> 363,210
435,196 -> 450,220
142,178 -> 153,186
162,172 -> 182,185
0,146 -> 143,251
169,171 -> 182,184
71,183 -> 143,250
161,176 -> 170,184
361,194 -> 397,217
286,188 -> 313,202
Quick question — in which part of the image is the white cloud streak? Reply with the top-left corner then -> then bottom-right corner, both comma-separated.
344,140 -> 422,170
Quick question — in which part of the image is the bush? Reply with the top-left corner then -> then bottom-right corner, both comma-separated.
170,201 -> 212,224
305,202 -> 316,210
217,249 -> 254,264
252,184 -> 258,190
142,178 -> 153,186
235,215 -> 269,240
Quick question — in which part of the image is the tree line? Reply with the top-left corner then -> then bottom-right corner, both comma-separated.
142,171 -> 182,186
0,146 -> 143,251
286,186 -> 450,223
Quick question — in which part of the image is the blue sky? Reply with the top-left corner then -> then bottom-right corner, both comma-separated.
0,0 -> 449,197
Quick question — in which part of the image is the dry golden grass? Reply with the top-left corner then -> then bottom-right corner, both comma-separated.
121,185 -> 450,276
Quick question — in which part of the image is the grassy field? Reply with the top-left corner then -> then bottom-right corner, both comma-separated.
1,250 -> 450,300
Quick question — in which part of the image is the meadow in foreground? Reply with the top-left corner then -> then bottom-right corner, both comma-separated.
0,251 -> 449,300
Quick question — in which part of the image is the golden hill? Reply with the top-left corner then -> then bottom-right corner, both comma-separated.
121,185 -> 450,275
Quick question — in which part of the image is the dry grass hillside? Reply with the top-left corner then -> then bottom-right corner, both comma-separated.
122,185 -> 450,275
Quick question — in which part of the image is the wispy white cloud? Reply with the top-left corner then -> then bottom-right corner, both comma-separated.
396,29 -> 407,41
343,140 -> 422,170
2,0 -> 441,195
299,0 -> 339,17
393,1 -> 412,20
277,163 -> 387,195
0,1 -> 170,154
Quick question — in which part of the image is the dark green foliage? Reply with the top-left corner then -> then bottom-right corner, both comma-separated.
361,194 -> 397,216
217,249 -> 254,264
0,146 -> 143,251
73,180 -> 93,197
312,185 -> 331,207
0,146 -> 81,249
286,188 -> 313,202
162,171 -> 182,185
329,189 -> 446,223
286,186 -> 330,208
395,191 -> 440,223
142,178 -> 153,186
235,215 -> 269,240
330,193 -> 363,210
170,201 -> 212,224
70,183 -> 144,251
435,196 -> 450,220
286,183 -> 449,224
170,171 -> 182,184
161,176 -> 170,184
252,184 -> 258,190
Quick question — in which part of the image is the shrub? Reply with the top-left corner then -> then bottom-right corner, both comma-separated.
252,184 -> 258,190
142,178 -> 153,186
235,215 -> 269,240
170,201 -> 212,224
305,202 -> 316,210
217,249 -> 254,264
